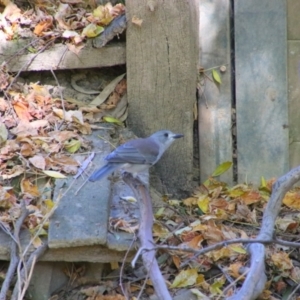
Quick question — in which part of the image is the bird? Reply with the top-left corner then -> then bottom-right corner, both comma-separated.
89,129 -> 184,182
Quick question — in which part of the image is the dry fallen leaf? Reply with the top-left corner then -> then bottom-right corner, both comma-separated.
93,4 -> 114,26
270,252 -> 293,271
21,178 -> 40,198
1,165 -> 25,180
34,17 -> 53,36
170,268 -> 198,288
20,143 -> 36,157
43,170 -> 66,179
0,186 -> 17,209
132,16 -> 143,26
29,155 -> 46,170
12,100 -> 32,122
0,123 -> 8,144
82,23 -> 104,37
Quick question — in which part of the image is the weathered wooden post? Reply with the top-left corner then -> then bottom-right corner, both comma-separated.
126,0 -> 199,194
235,1 -> 289,183
198,0 -> 233,184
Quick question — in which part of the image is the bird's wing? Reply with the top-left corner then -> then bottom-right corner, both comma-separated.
105,138 -> 160,164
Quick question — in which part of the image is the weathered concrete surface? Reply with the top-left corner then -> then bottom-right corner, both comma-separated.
40,244 -> 134,262
198,0 -> 233,184
0,29 -> 125,72
48,129 -> 112,248
28,262 -> 69,300
28,262 -> 106,300
0,230 -> 31,260
235,1 -> 289,183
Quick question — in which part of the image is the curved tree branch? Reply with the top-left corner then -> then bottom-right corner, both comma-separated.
0,201 -> 30,300
123,172 -> 172,300
228,165 -> 300,300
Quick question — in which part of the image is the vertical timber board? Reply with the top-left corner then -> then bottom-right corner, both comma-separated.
287,1 -> 300,169
126,0 -> 199,194
198,0 -> 233,184
287,0 -> 300,40
235,1 -> 289,184
287,41 -> 300,168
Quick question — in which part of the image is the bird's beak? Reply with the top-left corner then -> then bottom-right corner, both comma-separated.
172,133 -> 184,139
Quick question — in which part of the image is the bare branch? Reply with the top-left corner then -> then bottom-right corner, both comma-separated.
0,202 -> 30,300
11,241 -> 48,300
227,165 -> 300,300
122,173 -> 172,300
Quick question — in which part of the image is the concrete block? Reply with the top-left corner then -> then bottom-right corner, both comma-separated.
27,262 -> 69,300
49,129 -> 112,248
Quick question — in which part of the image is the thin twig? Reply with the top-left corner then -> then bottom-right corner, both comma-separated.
11,241 -> 48,300
119,236 -> 137,300
97,134 -> 117,149
136,267 -> 150,300
0,201 -> 30,300
286,281 -> 300,300
6,38 -> 56,92
50,68 -> 66,128
216,268 -> 249,300
0,221 -> 17,243
19,256 -> 36,300
3,37 -> 43,65
127,237 -> 300,270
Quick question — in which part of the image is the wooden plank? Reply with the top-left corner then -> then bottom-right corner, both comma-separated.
288,41 -> 300,168
198,0 -> 233,184
235,1 -> 289,183
287,0 -> 300,40
126,0 -> 199,194
0,38 -> 125,72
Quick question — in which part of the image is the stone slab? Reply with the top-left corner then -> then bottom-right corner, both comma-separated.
0,226 -> 135,262
48,129 -> 112,248
28,262 -> 69,300
40,245 -> 134,262
0,230 -> 32,260
0,30 -> 125,72
235,0 -> 289,183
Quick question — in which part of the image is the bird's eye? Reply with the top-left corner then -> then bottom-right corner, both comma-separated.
164,132 -> 169,137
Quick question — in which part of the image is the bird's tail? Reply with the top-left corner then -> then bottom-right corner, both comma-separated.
89,164 -> 117,182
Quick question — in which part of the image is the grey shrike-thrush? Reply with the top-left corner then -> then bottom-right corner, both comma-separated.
89,129 -> 184,182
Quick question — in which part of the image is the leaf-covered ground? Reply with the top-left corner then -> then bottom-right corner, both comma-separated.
1,0 -> 125,48
48,174 -> 300,300
1,1 -> 300,299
